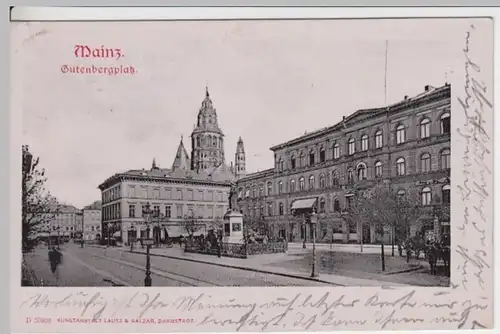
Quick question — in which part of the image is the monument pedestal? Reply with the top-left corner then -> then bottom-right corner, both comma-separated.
223,210 -> 244,244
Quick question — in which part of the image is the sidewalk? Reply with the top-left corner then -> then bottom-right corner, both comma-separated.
288,242 -> 396,255
126,244 -> 412,287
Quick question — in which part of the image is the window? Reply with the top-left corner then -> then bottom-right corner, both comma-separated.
357,163 -> 367,180
252,187 -> 257,198
278,180 -> 283,194
268,203 -> 273,216
141,205 -> 147,218
333,199 -> 341,212
361,135 -> 369,151
347,168 -> 355,184
153,205 -> 160,218
396,124 -> 406,144
319,198 -> 326,213
396,157 -> 406,176
441,149 -> 451,169
319,174 -> 326,188
441,112 -> 451,134
346,196 -> 354,208
375,161 -> 382,178
165,206 -> 171,218
309,149 -> 315,165
442,185 -> 451,204
397,189 -> 406,202
278,159 -> 284,171
333,143 -> 340,159
375,130 -> 383,148
299,151 -> 305,167
421,187 -> 432,205
260,205 -> 264,216
259,185 -> 264,197
421,153 -> 431,173
267,182 -> 272,195
348,138 -> 355,155
332,170 -> 339,186
213,137 -> 217,147
279,203 -> 284,215
291,155 -> 296,169
128,205 -> 135,218
290,179 -> 296,192
299,177 -> 305,191
319,147 -> 325,163
420,118 -> 431,139
309,175 -> 315,189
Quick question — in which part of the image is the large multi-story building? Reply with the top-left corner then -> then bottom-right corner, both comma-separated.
235,84 -> 451,244
82,200 -> 102,241
98,88 -> 244,245
38,204 -> 83,239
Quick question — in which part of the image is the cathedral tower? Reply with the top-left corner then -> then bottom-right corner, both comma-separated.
234,136 -> 246,178
191,87 -> 225,171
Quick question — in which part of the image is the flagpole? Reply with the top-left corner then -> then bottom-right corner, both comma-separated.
384,40 -> 388,105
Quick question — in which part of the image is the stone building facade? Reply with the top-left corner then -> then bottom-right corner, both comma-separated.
236,84 -> 451,244
37,204 -> 83,239
98,88 -> 242,244
82,200 -> 102,241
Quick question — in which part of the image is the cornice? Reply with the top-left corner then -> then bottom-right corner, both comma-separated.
269,85 -> 450,151
98,173 -> 232,191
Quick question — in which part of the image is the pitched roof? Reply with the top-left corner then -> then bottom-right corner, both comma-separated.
171,136 -> 191,171
83,200 -> 102,211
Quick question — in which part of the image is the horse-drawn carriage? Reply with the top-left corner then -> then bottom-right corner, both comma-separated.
399,232 -> 450,276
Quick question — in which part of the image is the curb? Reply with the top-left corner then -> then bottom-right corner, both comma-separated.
384,265 -> 424,276
129,250 -> 344,286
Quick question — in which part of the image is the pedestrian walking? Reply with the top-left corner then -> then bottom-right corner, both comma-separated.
48,247 -> 63,286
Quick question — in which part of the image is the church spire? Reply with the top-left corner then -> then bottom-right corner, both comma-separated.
191,87 -> 225,171
172,135 -> 191,171
151,157 -> 158,170
235,137 -> 246,178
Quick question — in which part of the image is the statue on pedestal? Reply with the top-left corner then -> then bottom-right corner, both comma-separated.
228,181 -> 239,212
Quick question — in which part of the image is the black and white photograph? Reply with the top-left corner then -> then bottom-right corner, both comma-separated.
19,18 -> 469,289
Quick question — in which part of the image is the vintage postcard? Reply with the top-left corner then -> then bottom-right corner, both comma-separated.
10,8 -> 494,333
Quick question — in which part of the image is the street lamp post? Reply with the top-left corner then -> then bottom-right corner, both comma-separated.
81,218 -> 84,248
129,225 -> 135,252
310,211 -> 319,278
142,203 -> 153,287
302,213 -> 307,249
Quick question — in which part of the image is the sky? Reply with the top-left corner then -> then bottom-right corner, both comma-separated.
15,18 -> 471,208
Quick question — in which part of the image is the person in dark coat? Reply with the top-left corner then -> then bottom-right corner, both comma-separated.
48,247 -> 63,285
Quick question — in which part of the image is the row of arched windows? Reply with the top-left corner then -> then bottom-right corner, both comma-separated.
276,112 -> 451,171
194,135 -> 223,149
248,149 -> 450,198
244,184 -> 450,218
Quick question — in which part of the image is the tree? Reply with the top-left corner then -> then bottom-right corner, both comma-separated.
22,145 -> 60,253
180,215 -> 203,237
345,185 -> 418,271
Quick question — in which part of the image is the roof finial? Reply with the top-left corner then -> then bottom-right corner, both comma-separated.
205,85 -> 209,98
152,157 -> 157,169
181,134 -> 184,143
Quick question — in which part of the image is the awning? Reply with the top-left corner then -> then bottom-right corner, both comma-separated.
291,198 -> 317,210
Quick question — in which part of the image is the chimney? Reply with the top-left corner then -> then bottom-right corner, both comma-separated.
424,85 -> 430,92
404,95 -> 409,101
